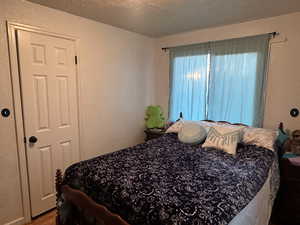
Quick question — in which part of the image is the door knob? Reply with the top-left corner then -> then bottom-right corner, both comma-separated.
29,136 -> 38,143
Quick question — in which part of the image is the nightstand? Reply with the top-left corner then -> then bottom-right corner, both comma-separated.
144,129 -> 165,141
272,157 -> 300,225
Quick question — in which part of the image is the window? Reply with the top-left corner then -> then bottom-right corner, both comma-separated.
170,54 -> 209,121
169,34 -> 270,127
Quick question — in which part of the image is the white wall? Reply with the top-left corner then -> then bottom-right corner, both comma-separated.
0,0 -> 155,224
155,12 -> 300,131
2,1 -> 300,224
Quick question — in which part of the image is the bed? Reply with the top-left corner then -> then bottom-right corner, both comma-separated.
56,121 -> 281,225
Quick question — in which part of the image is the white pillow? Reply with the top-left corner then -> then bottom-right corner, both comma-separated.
178,123 -> 207,144
196,121 -> 246,131
165,120 -> 184,133
243,128 -> 278,151
202,126 -> 244,155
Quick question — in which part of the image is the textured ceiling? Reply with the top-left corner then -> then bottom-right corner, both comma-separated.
27,0 -> 300,37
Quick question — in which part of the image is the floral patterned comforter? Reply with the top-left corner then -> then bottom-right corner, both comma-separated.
60,133 -> 275,225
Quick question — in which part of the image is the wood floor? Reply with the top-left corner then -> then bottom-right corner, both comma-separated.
26,210 -> 56,225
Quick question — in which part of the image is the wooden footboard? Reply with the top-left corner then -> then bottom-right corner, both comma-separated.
55,169 -> 130,225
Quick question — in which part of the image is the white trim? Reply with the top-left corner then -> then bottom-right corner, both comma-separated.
3,217 -> 26,225
7,22 -> 79,41
4,217 -> 25,225
6,21 -> 83,223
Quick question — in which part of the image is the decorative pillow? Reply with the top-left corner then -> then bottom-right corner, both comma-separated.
196,120 -> 246,130
165,119 -> 184,133
193,121 -> 245,135
202,126 -> 243,155
243,128 -> 278,151
178,123 -> 207,144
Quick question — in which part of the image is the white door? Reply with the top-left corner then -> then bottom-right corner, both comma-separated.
16,30 -> 80,217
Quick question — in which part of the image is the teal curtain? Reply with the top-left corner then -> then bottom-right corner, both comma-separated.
169,44 -> 210,121
169,34 -> 270,127
207,35 -> 270,127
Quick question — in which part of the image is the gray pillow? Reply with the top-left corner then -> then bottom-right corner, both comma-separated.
178,123 -> 207,144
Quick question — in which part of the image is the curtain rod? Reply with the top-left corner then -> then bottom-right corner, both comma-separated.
161,32 -> 279,51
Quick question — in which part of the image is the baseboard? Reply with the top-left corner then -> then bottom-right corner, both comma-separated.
4,217 -> 26,225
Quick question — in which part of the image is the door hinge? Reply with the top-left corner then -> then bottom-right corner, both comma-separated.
24,137 -> 26,144
75,56 -> 78,65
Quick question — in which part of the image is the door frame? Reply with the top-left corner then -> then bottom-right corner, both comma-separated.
7,21 -> 82,223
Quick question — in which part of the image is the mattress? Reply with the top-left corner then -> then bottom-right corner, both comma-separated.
228,154 -> 280,225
